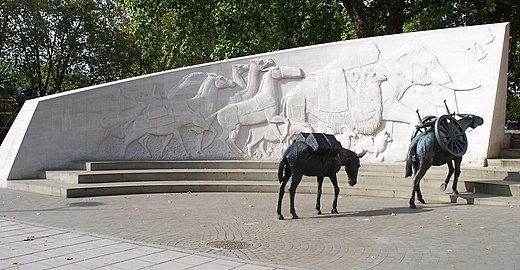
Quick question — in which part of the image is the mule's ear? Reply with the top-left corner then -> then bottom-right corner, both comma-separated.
357,150 -> 367,158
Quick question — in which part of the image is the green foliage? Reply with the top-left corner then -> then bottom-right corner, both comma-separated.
119,0 -> 346,72
1,0 -> 140,94
0,57 -> 13,97
507,90 -> 520,120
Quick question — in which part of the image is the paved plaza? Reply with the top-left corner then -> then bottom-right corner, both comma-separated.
1,188 -> 520,269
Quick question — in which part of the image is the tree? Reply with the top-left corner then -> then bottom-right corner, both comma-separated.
1,0 -> 140,95
118,0 -> 347,72
340,0 -> 520,119
0,57 -> 13,98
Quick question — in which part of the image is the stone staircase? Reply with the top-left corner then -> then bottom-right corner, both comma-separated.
499,132 -> 520,158
6,159 -> 520,206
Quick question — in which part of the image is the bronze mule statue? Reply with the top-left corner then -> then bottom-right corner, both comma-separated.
405,112 -> 484,209
277,140 -> 366,220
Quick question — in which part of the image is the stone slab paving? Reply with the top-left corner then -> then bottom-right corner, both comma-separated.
0,220 -> 295,270
1,188 -> 520,269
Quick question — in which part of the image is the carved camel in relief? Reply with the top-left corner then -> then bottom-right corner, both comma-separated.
210,66 -> 304,154
230,58 -> 276,102
282,70 -> 387,135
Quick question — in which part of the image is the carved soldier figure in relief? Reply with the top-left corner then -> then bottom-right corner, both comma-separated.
110,73 -> 236,157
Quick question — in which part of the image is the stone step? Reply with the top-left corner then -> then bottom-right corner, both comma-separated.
7,179 -> 520,207
499,148 -> 520,159
44,169 -> 280,184
74,160 -> 520,181
84,160 -> 280,171
487,158 -> 520,169
45,165 -> 520,187
464,179 -> 520,197
9,161 -> 520,204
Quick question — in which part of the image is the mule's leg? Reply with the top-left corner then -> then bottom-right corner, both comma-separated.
159,134 -> 174,156
277,173 -> 290,220
330,174 -> 341,214
416,181 -> 426,205
289,173 -> 303,219
137,134 -> 152,157
440,161 -> 454,192
315,177 -> 324,215
410,165 -> 429,209
173,129 -> 188,154
452,158 -> 462,195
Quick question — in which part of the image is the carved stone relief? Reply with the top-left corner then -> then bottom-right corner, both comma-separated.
101,37 -> 487,162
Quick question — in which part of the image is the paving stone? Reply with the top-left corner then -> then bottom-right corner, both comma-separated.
2,188 -> 520,269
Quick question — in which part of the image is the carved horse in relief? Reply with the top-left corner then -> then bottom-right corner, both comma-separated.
120,73 -> 235,156
277,140 -> 366,220
211,66 -> 304,154
405,113 -> 484,208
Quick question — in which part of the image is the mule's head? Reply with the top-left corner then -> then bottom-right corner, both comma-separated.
341,150 -> 366,187
456,114 -> 484,130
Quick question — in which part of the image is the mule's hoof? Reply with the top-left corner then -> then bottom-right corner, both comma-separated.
440,183 -> 447,192
316,210 -> 322,215
409,204 -> 417,209
331,209 -> 338,214
452,189 -> 459,195
278,214 -> 285,220
292,214 -> 300,219
418,199 -> 426,204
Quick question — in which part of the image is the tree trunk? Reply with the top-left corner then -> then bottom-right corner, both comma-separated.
341,0 -> 369,37
386,1 -> 405,34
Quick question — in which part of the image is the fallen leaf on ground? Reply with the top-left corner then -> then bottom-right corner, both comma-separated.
65,257 -> 74,260
390,213 -> 397,216
23,236 -> 35,241
11,262 -> 18,266
455,222 -> 461,226
126,216 -> 132,220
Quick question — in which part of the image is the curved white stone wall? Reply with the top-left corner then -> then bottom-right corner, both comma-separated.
0,22 -> 510,185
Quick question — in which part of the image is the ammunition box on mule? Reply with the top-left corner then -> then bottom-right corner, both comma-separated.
295,132 -> 342,157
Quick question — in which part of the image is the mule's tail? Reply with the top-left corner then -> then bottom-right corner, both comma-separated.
405,145 -> 415,178
405,154 -> 412,178
278,158 -> 290,183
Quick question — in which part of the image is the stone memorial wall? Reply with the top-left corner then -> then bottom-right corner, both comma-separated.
0,23 -> 510,187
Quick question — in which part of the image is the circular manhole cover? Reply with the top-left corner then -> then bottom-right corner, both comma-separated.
207,240 -> 251,250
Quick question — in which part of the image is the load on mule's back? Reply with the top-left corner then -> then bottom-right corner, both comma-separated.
405,101 -> 484,209
277,133 -> 366,220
